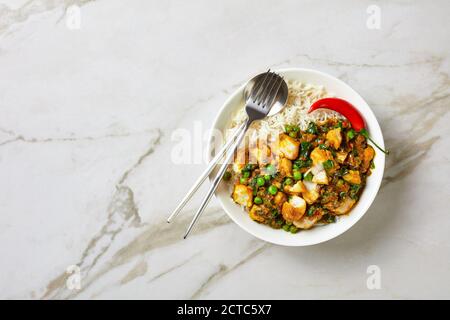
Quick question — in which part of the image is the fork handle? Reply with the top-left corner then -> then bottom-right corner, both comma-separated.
183,120 -> 251,238
167,121 -> 247,223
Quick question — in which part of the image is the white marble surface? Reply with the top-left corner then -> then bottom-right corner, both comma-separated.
0,0 -> 449,299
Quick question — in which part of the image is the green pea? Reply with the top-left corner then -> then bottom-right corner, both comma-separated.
264,174 -> 271,181
254,196 -> 263,205
243,171 -> 251,178
284,178 -> 293,185
289,225 -> 298,233
285,124 -> 292,133
268,185 -> 278,195
240,177 -> 247,184
293,171 -> 302,180
256,177 -> 265,187
289,131 -> 297,138
282,224 -> 290,232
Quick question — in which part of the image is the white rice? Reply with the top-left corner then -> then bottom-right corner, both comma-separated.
227,80 -> 343,140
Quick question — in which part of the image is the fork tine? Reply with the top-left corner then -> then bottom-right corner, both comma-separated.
257,72 -> 279,106
260,74 -> 280,106
263,75 -> 283,108
267,76 -> 284,108
249,70 -> 269,101
251,70 -> 272,102
254,72 -> 275,104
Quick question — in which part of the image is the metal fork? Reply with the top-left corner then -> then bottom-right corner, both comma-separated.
182,71 -> 285,238
166,71 -> 282,225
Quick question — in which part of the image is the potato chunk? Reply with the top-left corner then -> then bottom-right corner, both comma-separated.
284,180 -> 307,195
293,210 -> 325,229
232,184 -> 253,207
343,170 -> 361,185
249,205 -> 266,222
335,151 -> 348,163
278,157 -> 292,176
281,196 -> 306,222
302,189 -> 320,204
273,192 -> 288,206
332,197 -> 356,215
301,181 -> 320,204
310,147 -> 333,166
249,144 -> 272,165
326,128 -> 342,149
362,146 -> 375,172
312,170 -> 329,185
278,134 -> 300,160
364,146 -> 375,162
232,147 -> 247,173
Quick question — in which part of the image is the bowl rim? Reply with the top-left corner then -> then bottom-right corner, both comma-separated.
206,67 -> 385,246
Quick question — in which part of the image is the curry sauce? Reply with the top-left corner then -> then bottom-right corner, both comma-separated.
224,119 -> 375,233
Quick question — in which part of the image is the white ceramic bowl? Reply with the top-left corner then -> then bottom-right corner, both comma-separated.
208,68 -> 385,246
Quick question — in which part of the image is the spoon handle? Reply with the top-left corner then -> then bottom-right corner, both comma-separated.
167,121 -> 247,223
183,119 -> 251,238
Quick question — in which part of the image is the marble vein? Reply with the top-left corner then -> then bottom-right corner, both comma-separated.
1,0 -> 449,300
42,129 -> 162,298
147,253 -> 201,284
120,260 -> 148,285
190,243 -> 270,299
0,128 -> 160,147
0,0 -> 94,36
382,74 -> 450,186
42,206 -> 230,299
273,53 -> 444,70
